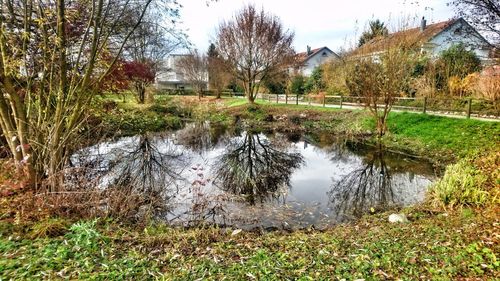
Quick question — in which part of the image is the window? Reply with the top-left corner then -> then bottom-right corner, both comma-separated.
322,52 -> 327,57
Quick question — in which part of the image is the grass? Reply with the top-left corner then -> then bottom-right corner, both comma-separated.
0,207 -> 498,280
92,93 -> 187,137
385,112 -> 500,160
431,159 -> 490,207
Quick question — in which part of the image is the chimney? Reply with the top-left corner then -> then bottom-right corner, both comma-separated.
307,45 -> 312,55
420,17 -> 427,31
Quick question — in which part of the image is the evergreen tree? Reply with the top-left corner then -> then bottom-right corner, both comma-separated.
358,19 -> 389,47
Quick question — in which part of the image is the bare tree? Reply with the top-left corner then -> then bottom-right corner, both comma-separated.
215,5 -> 295,103
346,47 -> 417,137
124,5 -> 185,80
449,0 -> 500,46
0,0 -> 178,186
176,50 -> 209,99
207,43 -> 231,99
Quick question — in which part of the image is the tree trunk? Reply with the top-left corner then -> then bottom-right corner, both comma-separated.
248,94 -> 255,103
135,83 -> 146,104
376,116 -> 387,138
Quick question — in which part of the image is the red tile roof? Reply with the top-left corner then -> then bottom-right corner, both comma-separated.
296,47 -> 323,62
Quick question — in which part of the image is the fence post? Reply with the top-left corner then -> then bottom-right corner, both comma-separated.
323,95 -> 326,107
296,94 -> 299,105
467,98 -> 472,119
285,94 -> 288,104
339,96 -> 343,109
423,97 -> 427,114
308,96 -> 311,105
276,94 -> 279,103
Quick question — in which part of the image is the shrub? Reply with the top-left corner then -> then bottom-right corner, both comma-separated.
431,159 -> 489,208
304,67 -> 325,94
148,103 -> 187,116
473,67 -> 500,114
438,43 -> 482,79
289,75 -> 306,95
322,60 -> 350,96
447,73 -> 478,98
289,115 -> 301,125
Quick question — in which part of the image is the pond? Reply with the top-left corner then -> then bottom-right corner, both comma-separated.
71,122 -> 437,230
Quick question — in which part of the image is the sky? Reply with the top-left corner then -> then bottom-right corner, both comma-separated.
177,0 -> 456,54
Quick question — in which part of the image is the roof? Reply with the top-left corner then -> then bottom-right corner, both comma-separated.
350,18 -> 461,56
296,46 -> 338,63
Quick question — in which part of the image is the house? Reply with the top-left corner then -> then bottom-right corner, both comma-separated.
296,46 -> 340,76
155,54 -> 208,90
350,17 -> 494,64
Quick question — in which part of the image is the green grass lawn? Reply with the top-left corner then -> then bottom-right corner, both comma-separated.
385,112 -> 500,159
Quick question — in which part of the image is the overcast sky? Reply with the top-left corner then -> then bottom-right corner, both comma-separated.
177,0 -> 456,54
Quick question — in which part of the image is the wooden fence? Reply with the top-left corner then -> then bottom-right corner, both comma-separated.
261,94 -> 499,119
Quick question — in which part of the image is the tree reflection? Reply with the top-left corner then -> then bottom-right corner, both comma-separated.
175,121 -> 228,152
213,131 -> 304,204
105,134 -> 187,198
328,144 -> 394,219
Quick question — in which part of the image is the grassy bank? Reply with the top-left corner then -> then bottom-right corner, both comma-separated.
0,207 -> 498,280
93,95 -> 500,162
1,95 -> 499,280
383,112 -> 500,161
221,98 -> 499,162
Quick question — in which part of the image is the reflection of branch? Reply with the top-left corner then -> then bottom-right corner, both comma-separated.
108,135 -> 187,197
73,134 -> 188,202
175,122 -> 227,152
328,149 -> 394,219
213,132 -> 304,204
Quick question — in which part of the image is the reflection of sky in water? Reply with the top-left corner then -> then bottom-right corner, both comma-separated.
71,123 -> 436,229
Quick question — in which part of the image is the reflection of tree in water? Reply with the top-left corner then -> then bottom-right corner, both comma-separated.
303,132 -> 354,163
106,134 -> 187,198
328,145 -> 394,219
175,121 -> 228,152
213,131 -> 304,204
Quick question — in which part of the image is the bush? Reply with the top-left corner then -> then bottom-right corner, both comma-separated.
304,67 -> 325,94
431,159 -> 489,208
289,115 -> 301,125
438,43 -> 482,79
322,61 -> 350,96
148,103 -> 185,116
289,75 -> 306,95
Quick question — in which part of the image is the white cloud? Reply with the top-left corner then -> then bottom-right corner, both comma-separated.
178,0 -> 454,53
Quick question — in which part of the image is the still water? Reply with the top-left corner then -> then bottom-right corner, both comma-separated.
72,122 -> 437,229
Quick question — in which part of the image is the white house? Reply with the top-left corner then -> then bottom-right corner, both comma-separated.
351,17 -> 494,64
296,46 -> 340,76
155,54 -> 208,90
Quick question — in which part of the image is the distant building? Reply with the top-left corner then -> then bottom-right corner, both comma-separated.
350,17 -> 494,64
155,54 -> 208,90
295,46 -> 340,76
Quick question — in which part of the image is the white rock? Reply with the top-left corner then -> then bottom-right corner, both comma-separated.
388,213 -> 409,223
231,229 -> 242,236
